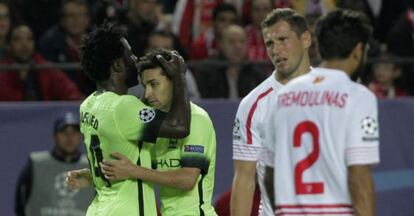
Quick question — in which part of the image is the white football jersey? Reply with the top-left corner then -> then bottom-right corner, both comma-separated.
263,68 -> 380,215
233,71 -> 283,216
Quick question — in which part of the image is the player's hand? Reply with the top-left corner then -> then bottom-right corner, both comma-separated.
156,50 -> 186,78
65,168 -> 92,189
101,152 -> 136,181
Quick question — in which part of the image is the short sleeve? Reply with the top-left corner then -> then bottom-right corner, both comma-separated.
180,114 -> 215,174
232,99 -> 262,161
345,91 -> 380,165
114,96 -> 166,143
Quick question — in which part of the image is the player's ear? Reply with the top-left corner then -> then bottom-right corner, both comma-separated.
351,42 -> 364,62
112,58 -> 124,73
301,30 -> 312,50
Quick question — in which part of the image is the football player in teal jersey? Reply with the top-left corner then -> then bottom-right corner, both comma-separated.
100,50 -> 218,216
67,23 -> 190,216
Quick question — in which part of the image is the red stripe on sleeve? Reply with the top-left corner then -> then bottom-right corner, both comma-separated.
246,88 -> 273,144
276,204 -> 353,209
276,211 -> 353,215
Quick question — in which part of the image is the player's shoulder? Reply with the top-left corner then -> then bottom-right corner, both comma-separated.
113,94 -> 146,109
286,73 -> 312,87
239,75 -> 278,110
80,93 -> 95,110
190,102 -> 207,115
81,92 -> 135,110
349,81 -> 377,101
278,72 -> 312,93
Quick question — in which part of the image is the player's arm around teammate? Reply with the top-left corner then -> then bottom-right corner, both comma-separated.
67,161 -> 200,191
151,49 -> 191,138
66,45 -> 191,189
69,49 -> 217,215
66,168 -> 93,189
101,50 -> 217,216
101,152 -> 200,190
100,49 -> 214,191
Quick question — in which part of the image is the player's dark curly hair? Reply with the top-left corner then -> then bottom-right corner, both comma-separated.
137,48 -> 172,79
80,23 -> 126,81
261,8 -> 309,37
315,9 -> 372,60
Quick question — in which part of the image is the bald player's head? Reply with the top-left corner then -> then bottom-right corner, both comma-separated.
219,24 -> 247,62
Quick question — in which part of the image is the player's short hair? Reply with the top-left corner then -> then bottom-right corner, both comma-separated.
315,9 -> 372,60
212,2 -> 237,21
138,48 -> 171,79
80,23 -> 125,81
261,8 -> 309,37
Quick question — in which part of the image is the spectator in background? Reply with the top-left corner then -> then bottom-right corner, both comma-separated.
38,0 -> 94,95
0,24 -> 82,101
89,0 -> 121,26
368,47 -> 407,98
387,1 -> 414,95
307,14 -> 322,66
190,2 -> 238,60
293,0 -> 336,16
12,0 -> 63,40
244,0 -> 273,61
118,0 -> 162,58
173,0 -> 223,51
148,29 -> 188,59
338,0 -> 375,25
13,0 -> 99,40
117,0 -> 168,93
373,0 -> 405,42
15,112 -> 94,216
197,24 -> 266,98
0,0 -> 14,58
129,30 -> 201,99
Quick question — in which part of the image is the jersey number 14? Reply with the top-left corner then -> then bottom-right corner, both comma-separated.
90,135 -> 111,187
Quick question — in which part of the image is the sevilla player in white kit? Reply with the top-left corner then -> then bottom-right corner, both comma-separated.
231,9 -> 312,216
263,10 -> 379,216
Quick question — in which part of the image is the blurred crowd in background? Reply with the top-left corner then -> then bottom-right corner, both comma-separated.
0,0 -> 413,101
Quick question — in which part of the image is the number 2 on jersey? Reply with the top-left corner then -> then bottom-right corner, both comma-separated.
293,121 -> 324,194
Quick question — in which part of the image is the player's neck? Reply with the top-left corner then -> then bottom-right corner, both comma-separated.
96,80 -> 126,95
275,63 -> 311,84
320,60 -> 354,77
